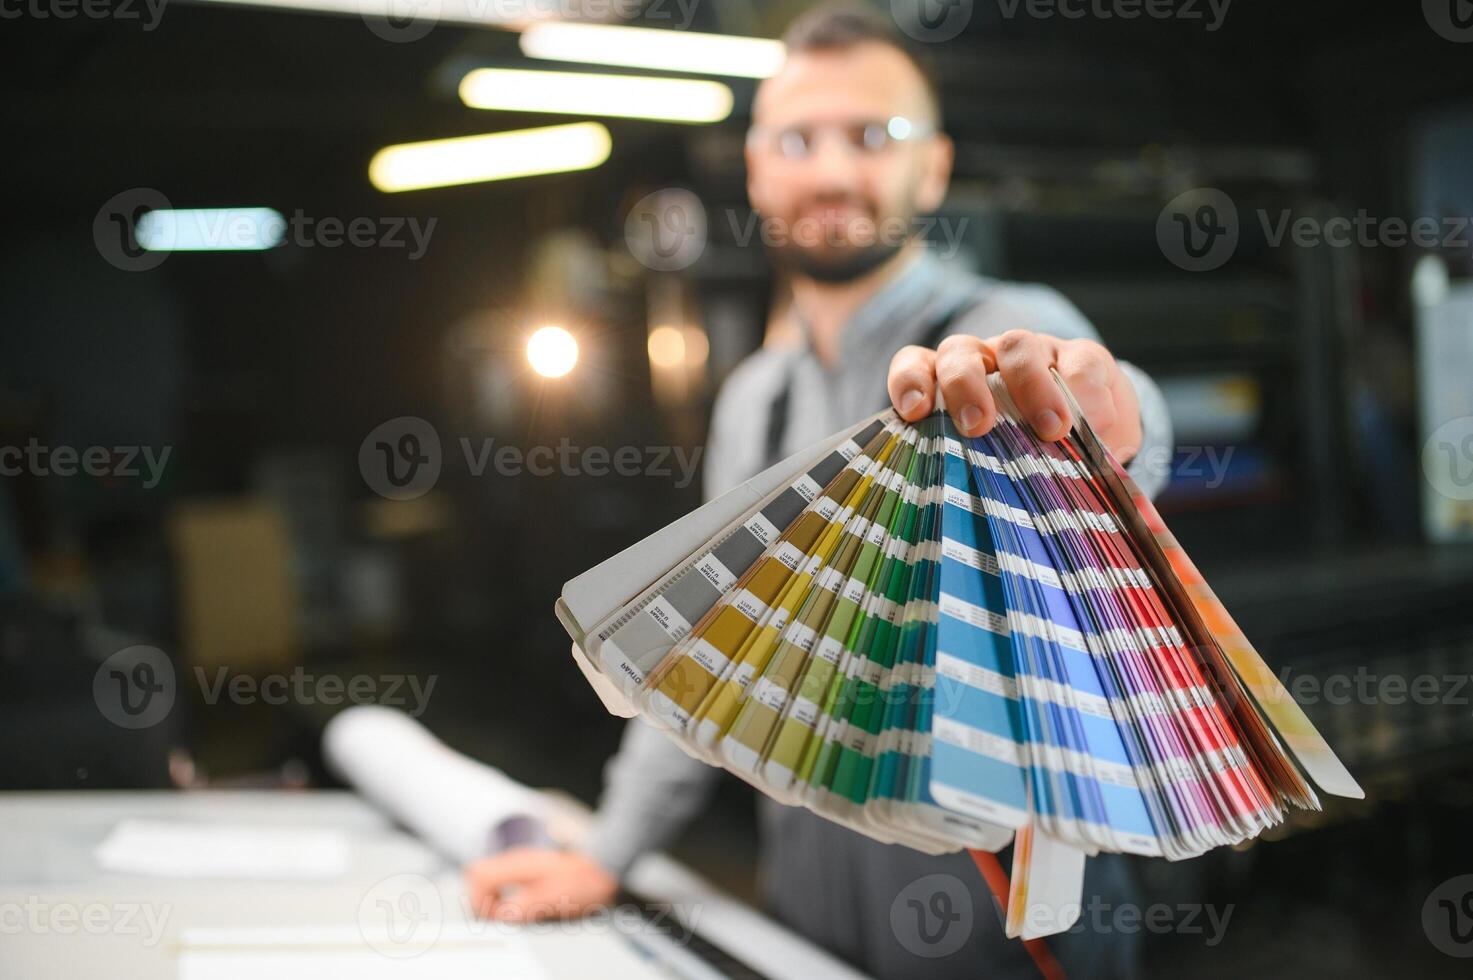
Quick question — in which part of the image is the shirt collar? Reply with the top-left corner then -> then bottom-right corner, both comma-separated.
793,252 -> 950,369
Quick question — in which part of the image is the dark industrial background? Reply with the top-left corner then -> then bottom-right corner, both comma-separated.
3,1 -> 1473,976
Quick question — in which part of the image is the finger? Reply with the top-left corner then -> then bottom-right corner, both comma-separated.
1054,340 -> 1118,436
984,330 -> 1070,440
887,345 -> 938,421
464,864 -> 511,918
1108,366 -> 1142,460
933,334 -> 998,437
464,849 -> 552,890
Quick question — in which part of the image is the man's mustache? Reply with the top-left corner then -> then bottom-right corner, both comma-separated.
794,195 -> 879,220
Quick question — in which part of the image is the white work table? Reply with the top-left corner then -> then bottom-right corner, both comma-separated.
0,790 -> 872,980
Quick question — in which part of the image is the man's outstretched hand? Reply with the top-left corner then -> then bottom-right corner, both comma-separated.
887,330 -> 1143,464
464,848 -> 618,922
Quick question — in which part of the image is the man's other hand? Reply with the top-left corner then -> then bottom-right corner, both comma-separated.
464,848 -> 618,922
887,329 -> 1143,463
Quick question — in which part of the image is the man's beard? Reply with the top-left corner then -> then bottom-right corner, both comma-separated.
765,197 -> 915,284
785,238 -> 906,283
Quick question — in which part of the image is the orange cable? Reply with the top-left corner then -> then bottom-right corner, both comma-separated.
967,849 -> 1069,980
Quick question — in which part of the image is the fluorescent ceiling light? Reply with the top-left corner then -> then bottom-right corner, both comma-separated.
136,208 -> 286,251
368,122 -> 613,193
459,68 -> 733,124
180,0 -> 532,29
520,22 -> 785,79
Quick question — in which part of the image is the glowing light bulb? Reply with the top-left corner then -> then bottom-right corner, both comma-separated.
527,326 -> 579,378
647,326 -> 686,369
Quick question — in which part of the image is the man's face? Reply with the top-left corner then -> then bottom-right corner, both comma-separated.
745,41 -> 953,283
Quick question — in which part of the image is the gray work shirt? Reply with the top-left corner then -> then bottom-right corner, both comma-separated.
587,254 -> 1172,980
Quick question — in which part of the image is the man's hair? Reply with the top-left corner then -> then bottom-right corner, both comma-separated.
780,5 -> 943,121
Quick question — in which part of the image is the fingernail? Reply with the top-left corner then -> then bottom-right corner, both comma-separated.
1034,410 -> 1062,437
899,390 -> 923,415
958,405 -> 982,433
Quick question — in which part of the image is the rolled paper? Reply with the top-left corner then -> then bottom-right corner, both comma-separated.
324,705 -> 549,862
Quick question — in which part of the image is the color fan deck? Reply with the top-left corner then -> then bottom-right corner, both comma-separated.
556,374 -> 1362,939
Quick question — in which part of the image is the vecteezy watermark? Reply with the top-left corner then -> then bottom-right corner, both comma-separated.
1258,210 -> 1471,251
1423,0 -> 1473,43
194,667 -> 436,718
0,440 -> 171,488
93,645 -> 438,728
359,417 -> 704,500
93,646 -> 177,730
725,211 -> 972,262
281,210 -> 436,260
94,189 -> 436,272
1157,188 -> 1240,272
1159,187 -> 1472,272
994,0 -> 1231,30
0,0 -> 167,30
0,897 -> 172,946
360,417 -> 443,501
893,0 -> 1229,42
1041,898 -> 1233,945
127,208 -> 433,259
1425,874 -> 1473,957
890,873 -> 974,957
626,189 -> 709,273
470,900 -> 703,937
1123,444 -> 1236,490
1276,665 -> 1473,708
359,0 -> 439,43
361,0 -> 698,43
356,872 -> 706,961
459,438 -> 703,489
892,0 -> 975,43
624,189 -> 972,272
359,873 -> 443,958
1423,416 -> 1473,502
95,187 -> 173,273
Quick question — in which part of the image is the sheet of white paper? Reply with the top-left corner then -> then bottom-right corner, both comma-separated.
94,819 -> 350,880
177,927 -> 548,980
